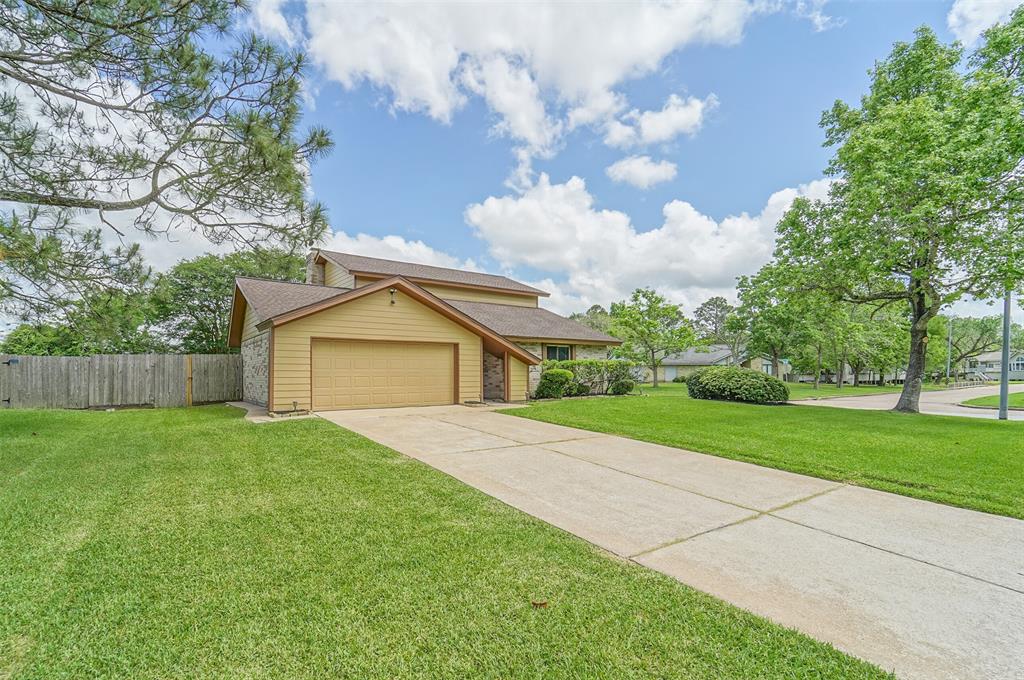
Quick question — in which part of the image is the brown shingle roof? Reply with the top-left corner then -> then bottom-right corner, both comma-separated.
318,250 -> 549,297
444,300 -> 620,345
235,276 -> 616,346
235,277 -> 345,324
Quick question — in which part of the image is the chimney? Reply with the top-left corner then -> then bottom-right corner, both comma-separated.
306,251 -> 325,285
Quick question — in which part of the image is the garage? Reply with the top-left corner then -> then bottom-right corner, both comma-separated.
311,338 -> 454,411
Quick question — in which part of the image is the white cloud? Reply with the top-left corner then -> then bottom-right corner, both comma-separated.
253,1 -> 762,185
465,173 -> 832,314
792,0 -> 845,32
604,93 -> 718,149
947,0 -> 1022,44
606,155 -> 678,189
250,0 -> 297,45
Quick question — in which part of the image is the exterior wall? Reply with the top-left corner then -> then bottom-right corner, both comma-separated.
575,344 -> 610,360
516,342 -> 544,394
483,351 -> 504,400
241,331 -> 270,406
241,304 -> 260,341
306,254 -> 325,285
270,288 -> 482,412
325,261 -> 355,288
508,357 -> 530,401
354,276 -> 537,307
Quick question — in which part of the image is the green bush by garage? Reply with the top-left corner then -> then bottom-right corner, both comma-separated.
687,366 -> 789,404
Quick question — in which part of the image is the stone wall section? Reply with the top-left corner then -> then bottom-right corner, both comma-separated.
242,331 -> 270,406
306,253 -> 325,285
483,352 -> 504,400
575,344 -> 611,360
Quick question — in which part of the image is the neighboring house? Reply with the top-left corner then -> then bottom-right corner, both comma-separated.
227,250 -> 620,413
644,344 -> 788,382
967,349 -> 1024,381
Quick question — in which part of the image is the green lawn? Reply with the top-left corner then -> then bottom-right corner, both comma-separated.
506,384 -> 1024,519
0,406 -> 885,679
960,392 -> 1024,410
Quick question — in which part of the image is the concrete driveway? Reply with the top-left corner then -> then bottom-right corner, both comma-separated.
793,383 -> 1024,420
318,405 -> 1024,680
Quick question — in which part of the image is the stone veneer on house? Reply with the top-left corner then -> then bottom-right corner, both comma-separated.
483,352 -> 504,400
242,332 -> 270,406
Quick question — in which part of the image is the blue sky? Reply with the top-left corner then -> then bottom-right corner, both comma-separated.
226,0 -> 1020,319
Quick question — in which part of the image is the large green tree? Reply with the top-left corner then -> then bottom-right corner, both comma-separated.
610,288 -> 695,387
692,296 -> 735,344
569,304 -> 614,336
774,24 -> 1024,412
151,249 -> 304,353
0,0 -> 331,320
736,264 -> 803,380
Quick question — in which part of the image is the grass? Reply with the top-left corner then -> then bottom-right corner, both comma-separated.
505,383 -> 1024,519
0,406 -> 886,679
960,391 -> 1024,410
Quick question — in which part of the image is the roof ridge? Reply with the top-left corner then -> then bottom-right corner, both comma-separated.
319,249 -> 512,280
317,249 -> 548,295
235,275 -> 348,290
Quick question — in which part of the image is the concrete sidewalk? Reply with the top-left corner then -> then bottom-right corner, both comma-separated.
792,383 -> 1024,420
318,405 -> 1024,680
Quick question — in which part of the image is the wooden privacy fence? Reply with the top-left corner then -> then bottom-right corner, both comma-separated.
0,354 -> 242,409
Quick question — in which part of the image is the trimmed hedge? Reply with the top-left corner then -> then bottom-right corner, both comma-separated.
671,374 -> 688,383
608,379 -> 635,395
535,369 -> 574,399
686,366 -> 789,404
541,359 -> 635,395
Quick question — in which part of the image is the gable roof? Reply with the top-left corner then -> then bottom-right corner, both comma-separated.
231,275 -> 540,365
662,344 -> 739,366
317,250 -> 549,297
445,300 -> 620,345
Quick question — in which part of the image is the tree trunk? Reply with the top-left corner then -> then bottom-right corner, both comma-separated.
894,316 -> 929,413
814,345 -> 822,389
772,350 -> 781,380
837,352 -> 846,389
853,367 -> 861,387
650,350 -> 659,387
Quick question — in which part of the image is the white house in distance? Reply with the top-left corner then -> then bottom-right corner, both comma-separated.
646,344 -> 789,382
967,349 -> 1024,381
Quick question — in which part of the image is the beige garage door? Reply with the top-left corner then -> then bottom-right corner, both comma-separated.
311,339 -> 455,411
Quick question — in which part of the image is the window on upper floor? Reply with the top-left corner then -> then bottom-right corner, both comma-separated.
545,345 -> 570,361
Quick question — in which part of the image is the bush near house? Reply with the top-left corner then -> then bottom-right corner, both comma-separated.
672,374 -> 688,383
535,368 -> 575,399
687,366 -> 790,404
608,379 -> 636,395
541,359 -> 635,395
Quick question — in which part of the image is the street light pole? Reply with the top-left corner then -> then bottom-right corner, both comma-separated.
998,289 -> 1011,421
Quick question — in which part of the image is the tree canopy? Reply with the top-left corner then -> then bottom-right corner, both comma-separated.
772,21 -> 1024,411
610,288 -> 695,387
0,0 -> 332,320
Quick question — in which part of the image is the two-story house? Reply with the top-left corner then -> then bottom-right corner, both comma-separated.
227,250 -> 620,413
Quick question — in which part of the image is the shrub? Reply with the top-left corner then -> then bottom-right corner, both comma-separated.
608,379 -> 635,395
542,359 -> 636,394
671,374 -> 688,383
686,366 -> 789,404
566,381 -> 591,397
535,368 -> 574,399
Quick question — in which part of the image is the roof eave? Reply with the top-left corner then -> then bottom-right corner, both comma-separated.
258,276 -> 541,366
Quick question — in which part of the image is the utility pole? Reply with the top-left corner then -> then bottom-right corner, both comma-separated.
945,315 -> 953,382
998,290 -> 1011,421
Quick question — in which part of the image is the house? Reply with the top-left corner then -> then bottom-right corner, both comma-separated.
967,349 -> 1024,380
644,344 -> 788,382
227,250 -> 620,413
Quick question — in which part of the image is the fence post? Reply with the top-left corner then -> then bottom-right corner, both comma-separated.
185,355 -> 193,407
